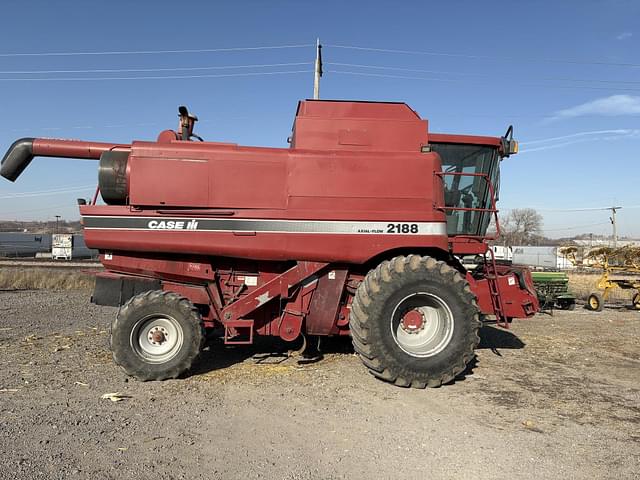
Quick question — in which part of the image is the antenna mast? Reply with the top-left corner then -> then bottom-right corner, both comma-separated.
313,38 -> 322,99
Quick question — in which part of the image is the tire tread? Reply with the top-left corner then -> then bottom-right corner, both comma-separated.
350,255 -> 480,389
111,290 -> 205,381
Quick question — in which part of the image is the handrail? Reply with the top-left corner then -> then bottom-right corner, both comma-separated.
435,171 -> 501,240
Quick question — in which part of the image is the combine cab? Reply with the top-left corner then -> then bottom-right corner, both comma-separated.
1,100 -> 539,387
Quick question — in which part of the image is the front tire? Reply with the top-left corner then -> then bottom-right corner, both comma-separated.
350,255 -> 480,388
111,290 -> 205,381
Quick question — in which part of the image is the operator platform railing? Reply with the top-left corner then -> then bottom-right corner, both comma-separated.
435,171 -> 501,241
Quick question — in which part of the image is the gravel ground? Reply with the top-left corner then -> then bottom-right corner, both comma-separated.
0,290 -> 638,479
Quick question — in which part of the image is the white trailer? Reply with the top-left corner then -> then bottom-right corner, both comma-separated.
512,246 -> 574,270
491,245 -> 513,262
52,234 -> 73,260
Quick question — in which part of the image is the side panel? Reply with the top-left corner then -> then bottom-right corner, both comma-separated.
287,151 -> 435,213
129,157 -> 210,207
83,229 -> 449,264
127,142 -> 440,213
99,253 -> 215,283
291,118 -> 428,152
305,268 -> 348,335
291,100 -> 428,151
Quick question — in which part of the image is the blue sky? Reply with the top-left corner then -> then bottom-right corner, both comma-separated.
0,0 -> 638,238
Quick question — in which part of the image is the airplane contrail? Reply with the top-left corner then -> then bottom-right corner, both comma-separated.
521,129 -> 639,146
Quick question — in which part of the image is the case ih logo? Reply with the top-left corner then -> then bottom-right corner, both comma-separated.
147,219 -> 199,230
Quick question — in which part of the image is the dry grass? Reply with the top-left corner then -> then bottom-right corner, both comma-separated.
567,271 -> 638,303
0,267 -> 95,291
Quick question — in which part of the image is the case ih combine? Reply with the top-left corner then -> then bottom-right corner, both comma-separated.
1,100 -> 538,388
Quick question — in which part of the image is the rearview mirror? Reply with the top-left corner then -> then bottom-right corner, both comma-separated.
501,125 -> 518,157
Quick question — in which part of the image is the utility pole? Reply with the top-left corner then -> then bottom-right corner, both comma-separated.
608,206 -> 622,247
313,38 -> 322,100
55,215 -> 61,234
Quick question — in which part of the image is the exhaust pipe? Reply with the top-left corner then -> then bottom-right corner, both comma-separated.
1,137 -> 130,182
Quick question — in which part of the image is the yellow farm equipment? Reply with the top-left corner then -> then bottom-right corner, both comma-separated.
561,246 -> 640,311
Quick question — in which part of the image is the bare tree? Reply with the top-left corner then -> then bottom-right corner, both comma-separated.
499,208 -> 543,246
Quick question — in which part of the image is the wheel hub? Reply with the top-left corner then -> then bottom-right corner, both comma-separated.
390,292 -> 454,358
400,309 -> 425,334
133,316 -> 183,363
149,327 -> 168,345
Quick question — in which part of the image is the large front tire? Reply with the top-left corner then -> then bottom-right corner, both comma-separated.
111,290 -> 205,381
350,255 -> 480,388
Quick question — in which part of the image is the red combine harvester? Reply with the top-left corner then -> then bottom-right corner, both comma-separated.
1,100 -> 538,388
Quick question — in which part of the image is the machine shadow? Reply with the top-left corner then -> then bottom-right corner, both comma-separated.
454,325 -> 525,383
477,325 -> 526,350
192,326 -> 524,379
190,335 -> 356,377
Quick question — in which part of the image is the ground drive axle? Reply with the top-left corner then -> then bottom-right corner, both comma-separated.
1,100 -> 538,388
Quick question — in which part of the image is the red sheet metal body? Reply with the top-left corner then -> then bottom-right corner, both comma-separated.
470,265 -> 539,319
80,100 -> 451,263
2,99 -> 539,343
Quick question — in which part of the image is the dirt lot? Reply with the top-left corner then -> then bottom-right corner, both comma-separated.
0,290 -> 638,480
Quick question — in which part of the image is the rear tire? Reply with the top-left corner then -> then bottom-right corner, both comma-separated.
350,255 -> 480,388
111,290 -> 205,381
586,292 -> 604,312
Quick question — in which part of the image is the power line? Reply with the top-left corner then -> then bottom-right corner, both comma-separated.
326,43 -> 640,68
503,205 -> 640,212
328,69 -> 453,82
0,185 -> 95,199
0,43 -> 314,57
435,113 -> 640,118
327,70 -> 640,92
0,203 -> 79,216
0,62 -> 312,75
542,222 -> 610,232
543,207 -> 622,213
0,70 -> 313,82
327,62 -> 640,86
0,183 -> 94,193
7,115 -> 253,133
3,59 -> 633,88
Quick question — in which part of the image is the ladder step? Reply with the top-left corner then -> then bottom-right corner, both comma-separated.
483,251 -> 508,328
224,319 -> 254,345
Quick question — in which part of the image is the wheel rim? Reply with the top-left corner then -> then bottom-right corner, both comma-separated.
589,296 -> 599,309
130,314 -> 184,364
390,292 -> 454,358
